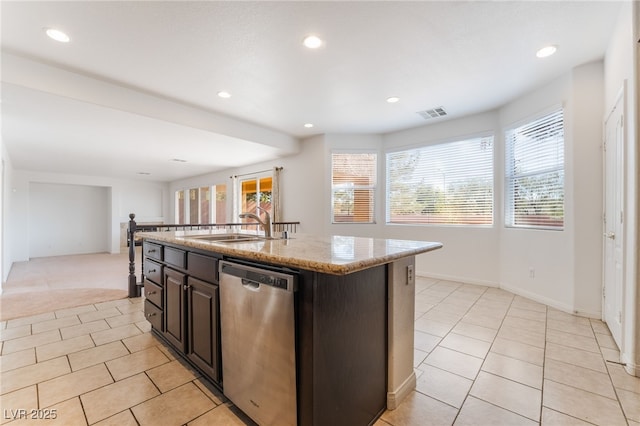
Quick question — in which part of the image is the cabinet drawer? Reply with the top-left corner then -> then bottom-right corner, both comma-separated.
187,252 -> 219,283
165,247 -> 186,269
144,259 -> 162,285
143,242 -> 162,261
144,300 -> 163,331
144,280 -> 163,308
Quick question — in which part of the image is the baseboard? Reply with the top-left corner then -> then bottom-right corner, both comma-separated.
415,271 -> 499,288
621,354 -> 640,377
416,273 -> 601,319
500,282 -> 601,319
387,371 -> 416,410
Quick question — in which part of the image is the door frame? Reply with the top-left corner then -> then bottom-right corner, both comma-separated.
602,82 -> 626,349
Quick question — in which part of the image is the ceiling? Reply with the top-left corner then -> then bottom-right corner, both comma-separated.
1,1 -> 623,182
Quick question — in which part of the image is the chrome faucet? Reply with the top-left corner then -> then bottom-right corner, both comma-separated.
239,206 -> 273,239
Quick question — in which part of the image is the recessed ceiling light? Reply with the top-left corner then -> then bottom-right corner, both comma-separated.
303,35 -> 323,49
217,91 -> 231,99
386,96 -> 400,103
45,28 -> 70,43
304,123 -> 314,128
536,45 -> 557,58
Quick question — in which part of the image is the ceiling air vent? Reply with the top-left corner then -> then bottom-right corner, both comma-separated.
417,106 -> 447,120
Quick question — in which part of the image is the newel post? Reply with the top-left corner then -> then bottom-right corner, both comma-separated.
128,213 -> 141,298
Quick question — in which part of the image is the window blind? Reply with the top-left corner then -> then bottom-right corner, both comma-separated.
331,153 -> 377,223
386,136 -> 494,225
505,108 -> 564,229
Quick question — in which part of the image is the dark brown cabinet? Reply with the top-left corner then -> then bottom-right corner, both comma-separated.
186,276 -> 220,382
144,299 -> 163,331
143,242 -> 221,386
143,249 -> 164,331
144,259 -> 163,313
143,241 -> 162,261
164,267 -> 187,352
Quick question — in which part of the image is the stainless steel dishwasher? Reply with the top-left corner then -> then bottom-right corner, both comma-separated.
219,260 -> 297,426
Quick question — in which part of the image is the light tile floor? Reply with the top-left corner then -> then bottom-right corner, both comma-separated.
0,276 -> 638,425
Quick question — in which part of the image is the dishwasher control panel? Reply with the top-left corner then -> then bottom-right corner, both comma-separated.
220,261 -> 296,291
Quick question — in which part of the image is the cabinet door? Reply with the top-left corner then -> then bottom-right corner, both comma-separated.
187,277 -> 220,382
164,267 -> 186,352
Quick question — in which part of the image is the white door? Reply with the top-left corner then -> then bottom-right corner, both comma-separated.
603,89 -> 625,348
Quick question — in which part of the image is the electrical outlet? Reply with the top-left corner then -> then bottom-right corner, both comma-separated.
407,265 -> 414,285
529,267 -> 535,278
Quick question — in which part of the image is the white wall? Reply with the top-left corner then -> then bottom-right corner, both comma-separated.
28,182 -> 109,257
604,0 -> 639,376
498,73 -> 577,311
571,61 -> 605,316
382,112 -> 501,286
6,170 -> 170,266
1,138 -> 11,286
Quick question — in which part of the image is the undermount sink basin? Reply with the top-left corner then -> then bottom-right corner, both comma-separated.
188,234 -> 265,243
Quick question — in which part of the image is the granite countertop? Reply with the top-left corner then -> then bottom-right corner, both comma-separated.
138,230 -> 443,275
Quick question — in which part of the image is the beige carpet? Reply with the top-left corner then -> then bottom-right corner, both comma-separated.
1,251 -> 137,321
0,288 -> 128,321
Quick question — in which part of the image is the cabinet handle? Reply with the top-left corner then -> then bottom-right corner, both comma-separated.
146,312 -> 156,317
147,249 -> 156,254
147,291 -> 157,295
183,284 -> 191,290
148,269 -> 156,273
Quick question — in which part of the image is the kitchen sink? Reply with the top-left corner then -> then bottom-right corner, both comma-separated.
188,234 -> 265,243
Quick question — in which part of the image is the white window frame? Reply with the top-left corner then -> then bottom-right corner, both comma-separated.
385,134 -> 494,226
236,171 -> 273,218
504,106 -> 565,230
331,151 -> 378,224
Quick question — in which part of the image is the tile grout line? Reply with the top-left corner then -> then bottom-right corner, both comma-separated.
592,316 -> 632,424
437,284 -> 498,424
539,302 -> 548,424
455,289 -> 544,423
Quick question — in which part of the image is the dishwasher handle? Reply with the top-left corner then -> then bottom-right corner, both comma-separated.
220,261 -> 297,292
241,278 -> 261,291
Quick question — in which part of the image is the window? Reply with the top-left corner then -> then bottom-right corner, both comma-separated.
175,190 -> 185,224
386,136 -> 494,225
331,152 -> 377,223
239,175 -> 272,224
213,185 -> 227,223
189,188 -> 199,224
505,108 -> 564,229
175,184 -> 227,224
199,187 -> 211,223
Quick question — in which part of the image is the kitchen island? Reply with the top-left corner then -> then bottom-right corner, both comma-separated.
138,230 -> 442,426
